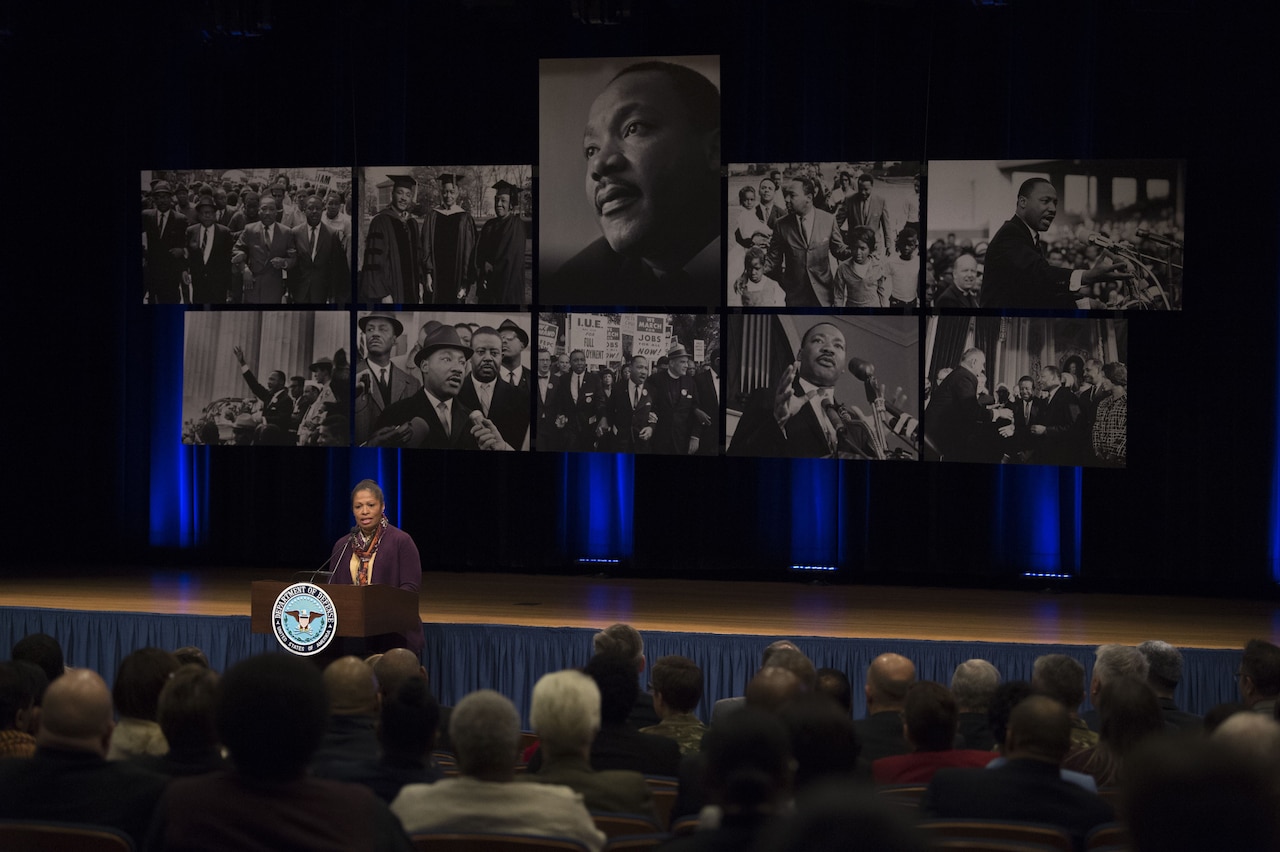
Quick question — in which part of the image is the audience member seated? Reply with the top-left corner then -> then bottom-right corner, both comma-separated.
639,654 -> 708,755
923,695 -> 1113,850
11,632 -> 65,690
814,667 -> 853,716
0,660 -> 43,758
855,653 -> 916,761
0,668 -> 168,846
710,640 -> 806,726
391,689 -> 606,852
1202,701 -> 1248,734
1032,654 -> 1097,751
777,693 -> 863,790
108,646 -> 181,760
525,669 -> 656,817
1062,675 -> 1163,787
1238,638 -> 1280,715
310,655 -> 382,774
1136,639 -> 1202,730
1081,644 -> 1149,731
951,659 -> 1000,751
1210,710 -> 1280,763
314,676 -> 444,802
374,648 -> 452,752
755,779 -> 930,852
594,623 -> 660,730
132,664 -> 228,776
985,681 -> 1096,792
172,645 -> 211,668
872,681 -> 996,783
563,652 -> 683,777
148,653 -> 411,852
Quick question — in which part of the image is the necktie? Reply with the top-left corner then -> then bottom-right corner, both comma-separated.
438,401 -> 450,437
378,368 -> 390,406
1025,401 -> 1031,422
200,228 -> 208,252
799,215 -> 808,245
158,212 -> 167,237
479,383 -> 492,415
632,384 -> 639,408
264,225 -> 272,246
310,226 -> 318,260
573,374 -> 580,402
506,370 -> 516,385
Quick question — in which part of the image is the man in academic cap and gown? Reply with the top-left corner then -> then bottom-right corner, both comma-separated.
360,174 -> 421,303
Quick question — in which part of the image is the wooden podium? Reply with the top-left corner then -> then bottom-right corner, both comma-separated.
250,581 -> 420,656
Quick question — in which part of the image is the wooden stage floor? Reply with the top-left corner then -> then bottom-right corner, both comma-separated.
5,568 -> 1277,650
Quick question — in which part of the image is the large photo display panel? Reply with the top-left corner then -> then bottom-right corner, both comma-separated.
923,315 -> 1128,467
536,313 -> 720,454
357,166 -> 532,307
539,55 -> 721,307
357,311 -> 532,451
727,163 -> 922,308
142,167 -> 353,305
925,159 -> 1183,310
183,311 -> 350,446
725,315 -> 920,460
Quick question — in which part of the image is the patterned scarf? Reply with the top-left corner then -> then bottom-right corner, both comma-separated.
351,515 -> 389,586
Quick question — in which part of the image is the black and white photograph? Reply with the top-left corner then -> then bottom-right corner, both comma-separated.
357,166 -> 532,307
182,311 -> 350,446
725,314 -> 919,460
535,312 -> 720,454
142,167 -> 353,305
539,55 -> 721,307
925,159 -> 1183,310
727,163 -> 922,308
923,315 -> 1128,467
356,310 -> 532,451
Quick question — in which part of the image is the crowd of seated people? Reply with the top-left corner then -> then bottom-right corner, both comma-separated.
2,626 -> 1279,851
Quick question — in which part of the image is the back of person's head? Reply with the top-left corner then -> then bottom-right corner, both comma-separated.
157,665 -> 220,753
380,677 -> 440,761
702,706 -> 792,812
777,694 -> 860,791
903,681 -> 958,752
1136,640 -> 1183,693
866,653 -> 916,709
746,667 -> 804,714
113,647 -> 181,721
449,689 -> 520,778
12,633 -> 65,687
1126,736 -> 1280,852
1032,654 -> 1085,710
1203,701 -> 1248,734
172,646 -> 210,669
530,669 -> 600,756
0,660 -> 42,732
1096,676 -> 1164,757
372,648 -> 426,701
951,659 -> 1000,712
761,640 -> 801,667
1211,711 -> 1280,763
815,668 -> 852,715
764,648 -> 817,691
1241,639 -> 1280,698
593,623 -> 644,671
650,655 -> 703,715
218,653 -> 328,780
756,780 -> 930,852
583,652 -> 639,726
987,680 -> 1034,750
1005,695 -> 1071,763
37,668 -> 115,754
322,655 -> 380,716
1093,644 -> 1150,689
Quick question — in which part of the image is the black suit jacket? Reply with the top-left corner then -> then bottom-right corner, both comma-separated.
143,207 -> 189,302
607,379 -> 655,454
373,390 -> 480,450
535,374 -> 560,450
981,216 -> 1078,309
731,384 -> 876,459
290,221 -> 350,304
1030,387 -> 1082,465
552,370 -> 604,451
693,369 -> 720,455
457,375 -> 529,450
925,366 -> 991,463
545,235 -> 720,308
644,371 -> 704,455
242,369 -> 295,432
854,710 -> 911,763
185,223 -> 235,303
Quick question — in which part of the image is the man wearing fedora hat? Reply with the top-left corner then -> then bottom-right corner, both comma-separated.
497,318 -> 530,393
184,194 -> 234,304
354,312 -> 422,446
142,180 -> 189,303
643,343 -> 706,455
368,325 -> 484,450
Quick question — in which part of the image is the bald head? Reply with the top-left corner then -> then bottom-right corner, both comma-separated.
866,653 -> 916,712
37,669 -> 114,754
745,667 -> 804,714
1006,695 -> 1072,763
373,648 -> 426,701
323,656 -> 380,716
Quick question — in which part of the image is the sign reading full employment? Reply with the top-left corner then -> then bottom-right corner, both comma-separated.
568,314 -> 622,369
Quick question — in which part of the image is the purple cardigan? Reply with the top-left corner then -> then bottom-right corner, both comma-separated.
327,524 -> 424,653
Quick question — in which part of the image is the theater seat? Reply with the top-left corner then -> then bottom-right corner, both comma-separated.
0,820 -> 135,852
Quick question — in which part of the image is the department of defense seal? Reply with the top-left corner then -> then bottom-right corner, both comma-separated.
271,583 -> 338,655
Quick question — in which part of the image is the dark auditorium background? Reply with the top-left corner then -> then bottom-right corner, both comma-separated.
2,0 -> 1273,597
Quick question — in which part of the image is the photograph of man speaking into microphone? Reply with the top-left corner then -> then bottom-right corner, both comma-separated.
725,314 -> 919,460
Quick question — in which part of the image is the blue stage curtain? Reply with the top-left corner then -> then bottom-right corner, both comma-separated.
2,608 -> 1239,724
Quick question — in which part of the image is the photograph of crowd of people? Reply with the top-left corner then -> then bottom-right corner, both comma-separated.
923,316 -> 1128,467
725,314 -> 919,460
354,311 -> 531,451
539,55 -> 721,307
925,159 -> 1183,310
536,313 -> 720,454
182,311 -> 350,446
142,167 -> 353,305
726,163 -> 922,308
357,167 -> 532,307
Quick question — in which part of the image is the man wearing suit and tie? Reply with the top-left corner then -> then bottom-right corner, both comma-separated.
763,176 -> 849,307
981,178 -> 1130,309
233,196 -> 294,303
354,313 -> 421,446
1027,365 -> 1082,465
367,325 -> 484,450
643,344 -> 706,456
184,194 -> 234,304
999,375 -> 1041,462
729,322 -> 875,459
841,174 -> 892,256
231,346 -> 294,433
142,181 -> 188,303
497,319 -> 531,394
604,354 -> 655,454
756,177 -> 785,230
456,327 -> 530,451
924,347 -> 1012,463
550,350 -> 604,452
534,349 -> 562,451
290,194 -> 350,304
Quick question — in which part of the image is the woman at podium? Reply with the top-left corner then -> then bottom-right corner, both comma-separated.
327,479 -> 424,653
